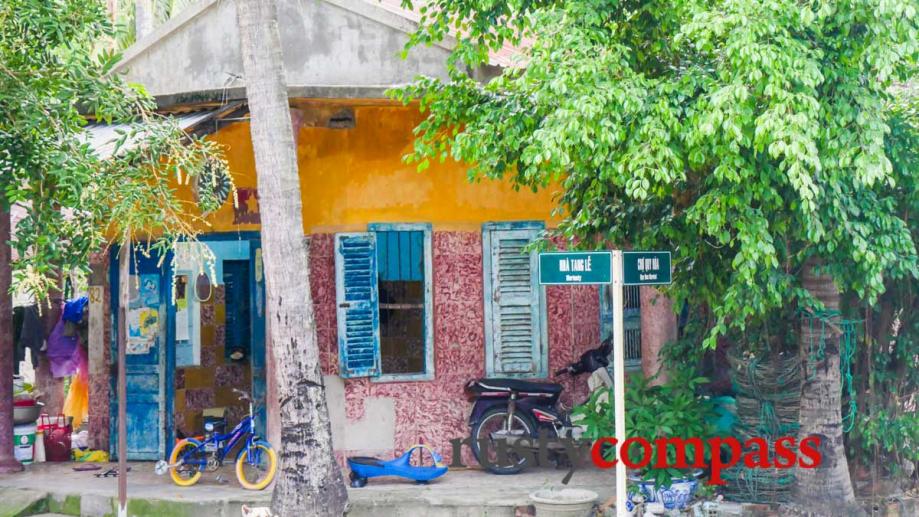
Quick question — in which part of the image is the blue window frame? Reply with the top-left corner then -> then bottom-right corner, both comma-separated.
482,221 -> 548,378
334,223 -> 434,381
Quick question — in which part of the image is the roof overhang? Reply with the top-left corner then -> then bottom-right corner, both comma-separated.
81,103 -> 246,159
113,0 -> 506,106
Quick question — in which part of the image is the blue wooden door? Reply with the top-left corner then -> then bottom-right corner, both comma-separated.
249,240 -> 268,434
110,247 -> 170,460
223,260 -> 252,359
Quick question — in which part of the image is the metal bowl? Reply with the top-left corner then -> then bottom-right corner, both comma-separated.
13,402 -> 43,425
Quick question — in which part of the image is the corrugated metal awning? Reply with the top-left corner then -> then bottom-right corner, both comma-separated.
82,109 -> 220,160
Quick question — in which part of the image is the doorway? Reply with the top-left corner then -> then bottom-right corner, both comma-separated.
111,237 -> 266,460
171,238 -> 266,449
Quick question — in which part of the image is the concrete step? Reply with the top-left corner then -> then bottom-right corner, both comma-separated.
346,502 -> 518,517
0,488 -> 49,517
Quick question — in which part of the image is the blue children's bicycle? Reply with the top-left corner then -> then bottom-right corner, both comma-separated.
155,389 -> 277,490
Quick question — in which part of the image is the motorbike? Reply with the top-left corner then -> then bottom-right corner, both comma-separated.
464,338 -> 614,474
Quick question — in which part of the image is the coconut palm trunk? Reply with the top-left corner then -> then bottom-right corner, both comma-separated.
234,1 -> 348,515
795,260 -> 861,516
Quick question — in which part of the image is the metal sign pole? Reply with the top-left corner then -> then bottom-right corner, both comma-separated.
538,247 -> 671,514
117,243 -> 129,517
611,250 -> 627,517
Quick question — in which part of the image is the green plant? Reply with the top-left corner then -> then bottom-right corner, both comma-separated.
848,312 -> 919,476
1,0 -> 225,301
572,373 -> 717,490
856,410 -> 919,470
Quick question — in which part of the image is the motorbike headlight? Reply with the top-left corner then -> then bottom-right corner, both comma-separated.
204,423 -> 214,432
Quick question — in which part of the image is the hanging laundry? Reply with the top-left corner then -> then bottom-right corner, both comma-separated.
62,296 -> 89,324
46,317 -> 81,378
12,306 -> 24,375
13,305 -> 43,375
62,345 -> 89,427
62,297 -> 89,337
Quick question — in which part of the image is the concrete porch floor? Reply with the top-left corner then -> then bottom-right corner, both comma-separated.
0,462 -> 616,517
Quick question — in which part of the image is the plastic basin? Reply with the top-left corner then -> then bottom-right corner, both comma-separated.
14,403 -> 43,425
529,488 -> 597,517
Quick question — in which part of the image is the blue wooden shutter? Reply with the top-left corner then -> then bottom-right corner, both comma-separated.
484,225 -> 547,377
335,233 -> 381,378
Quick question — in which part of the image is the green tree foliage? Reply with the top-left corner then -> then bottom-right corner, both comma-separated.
0,0 -> 223,299
848,90 -> 919,476
396,0 -> 919,347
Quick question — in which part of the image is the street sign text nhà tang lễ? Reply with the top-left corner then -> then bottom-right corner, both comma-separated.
538,251 -> 613,285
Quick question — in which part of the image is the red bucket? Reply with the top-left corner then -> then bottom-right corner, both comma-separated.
38,414 -> 71,462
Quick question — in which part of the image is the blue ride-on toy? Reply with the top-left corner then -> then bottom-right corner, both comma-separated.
347,444 -> 448,487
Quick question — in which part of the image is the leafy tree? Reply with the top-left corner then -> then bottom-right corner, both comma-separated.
0,0 -> 223,300
848,89 -> 919,482
0,0 -> 221,475
396,0 -> 919,512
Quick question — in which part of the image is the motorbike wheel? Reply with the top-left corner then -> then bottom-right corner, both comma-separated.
470,407 -> 537,475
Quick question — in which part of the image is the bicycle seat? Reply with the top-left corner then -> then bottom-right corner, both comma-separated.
468,378 -> 563,395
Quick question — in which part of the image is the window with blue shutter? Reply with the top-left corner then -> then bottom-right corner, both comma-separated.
334,225 -> 434,381
370,223 -> 433,381
334,233 -> 381,378
483,222 -> 547,378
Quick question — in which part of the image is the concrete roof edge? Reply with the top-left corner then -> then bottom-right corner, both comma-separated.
154,84 -> 410,108
113,0 -> 464,74
114,0 -> 219,73
325,0 -> 458,53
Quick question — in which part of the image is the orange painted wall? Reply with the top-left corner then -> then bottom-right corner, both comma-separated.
200,104 -> 561,234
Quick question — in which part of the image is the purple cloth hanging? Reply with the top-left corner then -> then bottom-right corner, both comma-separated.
46,317 -> 81,378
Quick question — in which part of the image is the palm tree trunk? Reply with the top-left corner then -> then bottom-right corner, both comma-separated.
234,1 -> 348,515
134,0 -> 154,40
795,260 -> 862,516
0,207 -> 23,473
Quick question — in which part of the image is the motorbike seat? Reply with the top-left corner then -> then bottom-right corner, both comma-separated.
470,378 -> 563,395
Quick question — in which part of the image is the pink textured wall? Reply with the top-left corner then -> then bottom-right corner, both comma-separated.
90,231 -> 601,463
311,232 -> 600,466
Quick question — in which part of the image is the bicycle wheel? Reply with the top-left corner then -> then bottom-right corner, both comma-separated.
235,440 -> 278,490
169,438 -> 205,486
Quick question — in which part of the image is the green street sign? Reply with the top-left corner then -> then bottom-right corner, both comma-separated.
622,251 -> 671,285
539,251 -> 612,285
